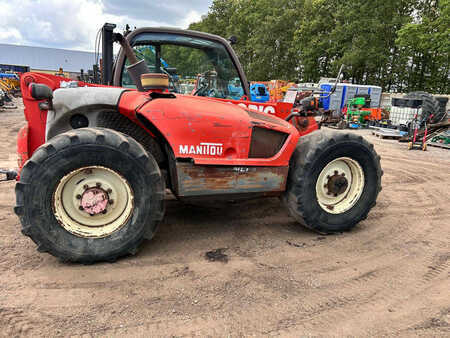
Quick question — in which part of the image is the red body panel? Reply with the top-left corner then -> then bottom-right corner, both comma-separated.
219,97 -> 318,137
119,91 -> 300,166
17,125 -> 29,169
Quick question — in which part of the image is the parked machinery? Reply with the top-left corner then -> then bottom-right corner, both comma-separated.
7,24 -> 382,263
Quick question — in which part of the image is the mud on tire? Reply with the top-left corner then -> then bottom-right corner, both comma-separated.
282,130 -> 382,233
15,128 -> 165,263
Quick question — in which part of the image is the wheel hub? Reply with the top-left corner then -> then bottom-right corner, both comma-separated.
325,172 -> 348,196
80,187 -> 109,215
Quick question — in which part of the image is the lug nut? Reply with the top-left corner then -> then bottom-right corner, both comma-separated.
334,170 -> 338,175
107,188 -> 112,194
334,193 -> 338,197
79,206 -> 84,211
326,175 -> 330,179
108,199 -> 114,205
342,173 -> 345,177
96,182 -> 101,188
102,210 -> 107,214
83,184 -> 89,189
323,184 -> 327,188
76,194 -> 82,199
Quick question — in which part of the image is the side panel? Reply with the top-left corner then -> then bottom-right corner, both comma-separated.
175,162 -> 289,197
119,92 -> 300,167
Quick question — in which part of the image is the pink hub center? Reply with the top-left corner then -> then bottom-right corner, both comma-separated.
80,188 -> 108,215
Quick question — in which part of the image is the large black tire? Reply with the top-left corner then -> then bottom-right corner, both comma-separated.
404,91 -> 444,124
15,128 -> 165,263
282,130 -> 382,233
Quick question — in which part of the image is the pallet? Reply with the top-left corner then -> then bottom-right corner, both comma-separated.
372,129 -> 403,139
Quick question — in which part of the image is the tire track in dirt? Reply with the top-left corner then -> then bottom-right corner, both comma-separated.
0,308 -> 35,337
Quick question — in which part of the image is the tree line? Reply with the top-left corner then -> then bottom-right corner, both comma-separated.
189,0 -> 449,93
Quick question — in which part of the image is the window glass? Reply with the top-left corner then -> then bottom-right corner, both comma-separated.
121,33 -> 244,99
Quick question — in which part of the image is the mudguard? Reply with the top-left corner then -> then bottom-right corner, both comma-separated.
46,87 -> 127,140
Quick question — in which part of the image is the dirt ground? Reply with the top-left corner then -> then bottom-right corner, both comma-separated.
0,101 -> 449,337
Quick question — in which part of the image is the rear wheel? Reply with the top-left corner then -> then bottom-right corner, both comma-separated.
15,128 -> 165,263
282,130 -> 382,233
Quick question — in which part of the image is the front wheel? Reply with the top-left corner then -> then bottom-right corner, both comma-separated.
282,130 -> 382,233
15,128 -> 165,263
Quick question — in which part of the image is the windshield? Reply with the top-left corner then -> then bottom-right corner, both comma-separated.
121,32 -> 245,100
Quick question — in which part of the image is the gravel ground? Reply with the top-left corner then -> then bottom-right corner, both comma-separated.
0,101 -> 449,336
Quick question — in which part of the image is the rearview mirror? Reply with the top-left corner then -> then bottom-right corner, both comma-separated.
29,83 -> 53,100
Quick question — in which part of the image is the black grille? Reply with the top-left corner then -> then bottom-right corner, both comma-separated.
249,127 -> 288,158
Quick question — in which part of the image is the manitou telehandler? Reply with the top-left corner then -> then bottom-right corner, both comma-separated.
4,24 -> 381,263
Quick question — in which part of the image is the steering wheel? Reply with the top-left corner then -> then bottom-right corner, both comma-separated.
208,88 -> 219,97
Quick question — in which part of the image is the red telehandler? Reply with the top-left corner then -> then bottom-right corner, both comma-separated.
4,24 -> 381,263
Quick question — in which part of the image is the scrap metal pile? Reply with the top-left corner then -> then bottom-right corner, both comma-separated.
0,73 -> 20,109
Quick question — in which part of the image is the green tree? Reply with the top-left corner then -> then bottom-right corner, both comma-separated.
396,0 -> 449,93
188,0 -> 449,93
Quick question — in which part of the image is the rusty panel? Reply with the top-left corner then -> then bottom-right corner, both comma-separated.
175,162 -> 288,197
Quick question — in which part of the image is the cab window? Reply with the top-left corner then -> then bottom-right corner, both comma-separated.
121,33 -> 244,100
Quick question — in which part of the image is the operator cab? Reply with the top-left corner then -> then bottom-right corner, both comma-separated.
116,29 -> 248,100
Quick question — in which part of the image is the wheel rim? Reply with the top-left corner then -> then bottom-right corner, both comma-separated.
315,157 -> 365,214
53,166 -> 134,238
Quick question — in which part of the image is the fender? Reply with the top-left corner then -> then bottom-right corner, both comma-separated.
46,87 -> 127,140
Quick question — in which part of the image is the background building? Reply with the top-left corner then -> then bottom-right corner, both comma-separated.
0,44 -> 97,79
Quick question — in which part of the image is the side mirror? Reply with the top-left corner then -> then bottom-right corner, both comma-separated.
29,83 -> 53,100
228,36 -> 238,45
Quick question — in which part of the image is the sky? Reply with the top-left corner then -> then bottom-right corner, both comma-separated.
0,0 -> 213,51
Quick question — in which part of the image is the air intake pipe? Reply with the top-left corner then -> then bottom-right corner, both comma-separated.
114,33 -> 149,92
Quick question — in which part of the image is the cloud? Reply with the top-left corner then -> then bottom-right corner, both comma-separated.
0,0 -> 211,51
103,0 -> 208,26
